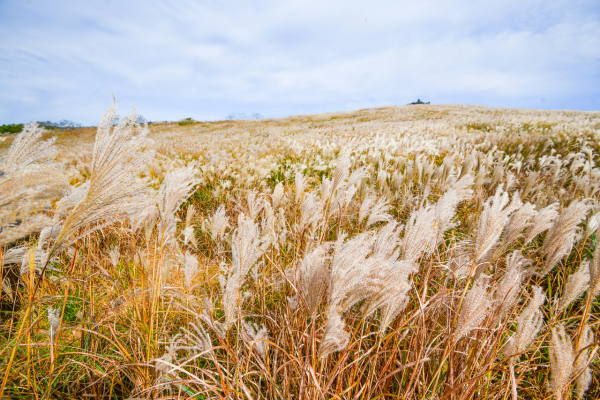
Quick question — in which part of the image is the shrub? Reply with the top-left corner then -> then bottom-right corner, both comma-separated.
0,124 -> 23,134
179,117 -> 199,126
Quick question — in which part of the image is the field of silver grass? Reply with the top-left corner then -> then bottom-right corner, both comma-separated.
0,103 -> 599,399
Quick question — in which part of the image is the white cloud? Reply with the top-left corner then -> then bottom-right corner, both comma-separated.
0,0 -> 598,124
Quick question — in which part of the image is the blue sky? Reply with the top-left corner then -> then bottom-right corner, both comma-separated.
0,0 -> 599,125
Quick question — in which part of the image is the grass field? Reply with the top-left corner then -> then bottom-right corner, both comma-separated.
1,103 -> 599,399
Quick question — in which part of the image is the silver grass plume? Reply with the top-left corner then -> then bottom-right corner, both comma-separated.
1,278 -> 12,302
583,212 -> 600,239
321,177 -> 333,201
402,205 -> 437,262
297,192 -> 323,234
346,167 -> 367,189
473,165 -> 487,191
0,123 -> 67,246
272,182 -> 285,209
391,170 -> 403,191
557,261 -> 590,312
108,245 -> 120,268
328,232 -> 375,312
2,157 -> 68,201
2,246 -> 28,269
223,213 -> 270,328
328,184 -> 357,218
540,200 -> 591,276
47,307 -> 60,340
196,297 -> 225,338
4,122 -> 56,171
244,189 -> 265,221
359,195 -> 376,223
331,155 -> 351,195
319,311 -> 350,358
156,166 -> 201,249
377,167 -> 389,189
574,325 -> 594,399
346,243 -> 411,319
502,286 -> 546,357
494,251 -> 530,320
182,204 -> 197,248
495,202 -> 537,257
242,321 -> 269,359
439,154 -> 455,186
14,244 -> 59,276
166,320 -> 213,366
523,203 -> 559,246
276,207 -> 288,247
448,242 -> 473,280
183,251 -> 199,288
432,174 -> 474,248
54,182 -> 90,220
153,352 -> 174,377
260,201 -> 279,249
295,170 -> 307,202
51,104 -> 154,253
473,186 -> 521,265
490,164 -> 505,188
0,166 -> 66,224
458,152 -> 476,179
521,171 -> 538,198
549,324 -> 574,398
455,275 -> 492,340
232,212 -> 270,278
361,222 -> 415,332
290,243 -> 332,316
320,232 -> 374,357
365,197 -> 393,228
372,220 -> 404,260
207,205 -> 229,242
321,223 -> 416,356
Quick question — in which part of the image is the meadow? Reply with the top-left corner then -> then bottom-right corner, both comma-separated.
0,103 -> 599,399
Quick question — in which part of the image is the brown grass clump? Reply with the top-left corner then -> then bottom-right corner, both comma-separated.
0,104 -> 599,399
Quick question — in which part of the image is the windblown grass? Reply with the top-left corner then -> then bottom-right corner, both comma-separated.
0,104 -> 599,399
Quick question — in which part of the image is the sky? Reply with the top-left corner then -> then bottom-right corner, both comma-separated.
0,0 -> 599,125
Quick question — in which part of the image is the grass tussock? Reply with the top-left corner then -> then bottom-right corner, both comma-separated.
0,103 -> 599,399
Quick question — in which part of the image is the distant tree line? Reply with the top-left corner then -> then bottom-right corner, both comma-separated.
39,120 -> 83,129
178,117 -> 198,126
0,119 -> 86,134
226,112 -> 264,120
0,124 -> 23,134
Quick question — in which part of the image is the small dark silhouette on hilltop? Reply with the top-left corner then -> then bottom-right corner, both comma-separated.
409,99 -> 430,105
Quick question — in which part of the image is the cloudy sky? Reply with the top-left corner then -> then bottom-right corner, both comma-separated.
0,0 -> 599,125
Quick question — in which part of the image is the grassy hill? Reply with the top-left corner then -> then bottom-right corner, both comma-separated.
1,104 -> 599,399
